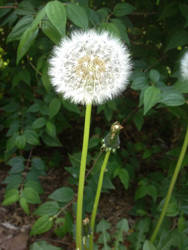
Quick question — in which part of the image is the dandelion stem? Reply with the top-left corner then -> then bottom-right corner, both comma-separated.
150,124 -> 188,243
76,103 -> 92,250
89,150 -> 111,250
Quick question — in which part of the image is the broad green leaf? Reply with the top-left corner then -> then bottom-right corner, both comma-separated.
34,201 -> 60,216
160,91 -> 185,106
143,240 -> 156,250
100,22 -> 121,38
143,86 -> 161,115
30,240 -> 61,250
49,98 -> 61,118
17,27 -> 39,64
114,168 -> 129,189
12,69 -> 31,87
159,197 -> 178,217
25,180 -> 44,194
135,185 -> 157,202
31,7 -> 46,30
113,3 -> 135,17
15,134 -> 26,149
62,100 -> 80,114
31,157 -> 46,171
149,69 -> 160,83
131,76 -> 148,90
24,129 -> 40,145
66,3 -> 88,28
117,219 -> 129,232
45,1 -> 66,36
8,156 -> 25,174
96,219 -> 111,248
3,174 -> 22,189
2,189 -> 19,206
30,215 -> 53,236
166,30 -> 188,51
111,18 -> 130,44
174,81 -> 188,93
22,187 -> 41,204
32,117 -> 46,129
19,197 -> 30,215
114,219 -> 129,249
41,18 -> 61,45
42,134 -> 62,147
49,187 -> 74,203
46,121 -> 56,137
7,15 -> 33,42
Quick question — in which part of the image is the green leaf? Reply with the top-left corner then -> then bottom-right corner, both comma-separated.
49,98 -> 61,118
12,69 -> 31,87
19,197 -> 30,215
17,27 -> 39,64
160,91 -> 185,106
114,168 -> 129,189
45,1 -> 66,36
143,86 -> 161,115
31,7 -> 46,30
135,184 -> 157,202
143,240 -> 156,250
113,3 -> 135,17
2,189 -> 19,206
42,134 -> 62,147
30,240 -> 61,250
7,15 -> 34,42
24,129 -> 40,145
41,18 -> 61,45
34,201 -> 60,216
22,187 -> 41,204
131,76 -> 148,90
46,121 -> 56,138
159,197 -> 178,217
15,134 -> 26,149
62,100 -> 80,114
8,156 -> 25,174
114,219 -> 129,249
100,22 -> 121,38
49,187 -> 74,203
174,81 -> 188,93
25,180 -> 43,194
31,157 -> 46,171
149,69 -> 160,83
32,117 -> 46,129
66,3 -> 88,28
111,18 -> 130,44
30,215 -> 53,236
166,30 -> 188,51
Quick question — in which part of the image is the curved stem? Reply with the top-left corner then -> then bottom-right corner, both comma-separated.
150,125 -> 188,243
76,104 -> 92,250
89,150 -> 111,250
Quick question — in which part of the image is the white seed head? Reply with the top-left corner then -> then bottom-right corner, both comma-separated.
180,52 -> 188,80
48,30 -> 132,105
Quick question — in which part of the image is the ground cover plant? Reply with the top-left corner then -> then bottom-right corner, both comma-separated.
0,0 -> 188,249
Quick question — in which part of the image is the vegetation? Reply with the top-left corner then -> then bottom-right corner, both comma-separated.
1,0 -> 188,249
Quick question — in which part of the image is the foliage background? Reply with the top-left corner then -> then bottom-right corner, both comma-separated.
1,0 -> 188,249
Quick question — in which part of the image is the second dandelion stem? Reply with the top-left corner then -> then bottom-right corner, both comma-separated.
89,150 -> 111,250
76,103 -> 92,250
150,124 -> 188,243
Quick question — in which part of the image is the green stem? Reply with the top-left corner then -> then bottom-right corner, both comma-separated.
150,125 -> 188,243
76,103 -> 92,250
89,150 -> 111,250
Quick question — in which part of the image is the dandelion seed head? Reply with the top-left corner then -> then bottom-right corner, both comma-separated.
49,30 -> 132,105
181,52 -> 188,80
